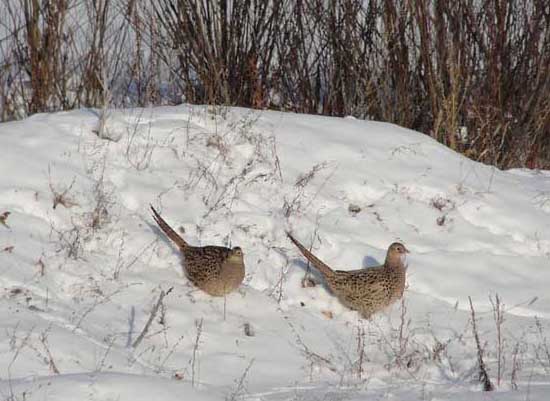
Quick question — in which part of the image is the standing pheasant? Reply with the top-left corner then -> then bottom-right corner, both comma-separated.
287,232 -> 409,318
151,206 -> 245,296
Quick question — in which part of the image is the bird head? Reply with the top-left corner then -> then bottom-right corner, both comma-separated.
385,242 -> 409,267
229,246 -> 244,261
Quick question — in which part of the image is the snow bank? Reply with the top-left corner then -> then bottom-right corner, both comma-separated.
1,105 -> 549,400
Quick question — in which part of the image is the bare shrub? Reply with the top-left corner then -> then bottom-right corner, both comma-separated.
0,0 -> 160,120
150,0 -> 282,107
1,0 -> 547,167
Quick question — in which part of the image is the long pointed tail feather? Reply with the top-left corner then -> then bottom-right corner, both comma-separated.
150,205 -> 188,249
286,232 -> 334,279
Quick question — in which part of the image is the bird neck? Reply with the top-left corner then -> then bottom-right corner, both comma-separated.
226,254 -> 243,265
384,254 -> 405,270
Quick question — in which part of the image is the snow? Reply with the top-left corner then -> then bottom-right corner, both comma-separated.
1,105 -> 549,400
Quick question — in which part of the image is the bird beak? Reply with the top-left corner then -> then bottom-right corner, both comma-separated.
404,247 -> 410,253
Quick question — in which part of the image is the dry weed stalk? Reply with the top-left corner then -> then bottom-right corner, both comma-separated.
534,316 -> 550,372
489,293 -> 505,386
72,285 -> 129,332
48,166 -> 78,210
51,220 -> 84,260
124,111 -> 158,171
267,251 -> 290,303
95,335 -> 117,372
510,340 -> 524,390
356,322 -> 367,380
283,162 -> 331,218
191,317 -> 204,387
287,320 -> 337,379
468,296 -> 494,391
39,329 -> 60,374
132,287 -> 173,348
226,359 -> 255,401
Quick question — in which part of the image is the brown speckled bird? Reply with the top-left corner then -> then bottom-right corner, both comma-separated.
287,232 -> 409,318
151,206 -> 245,296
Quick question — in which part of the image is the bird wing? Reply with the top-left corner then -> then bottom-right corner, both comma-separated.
183,246 -> 229,273
332,270 -> 388,302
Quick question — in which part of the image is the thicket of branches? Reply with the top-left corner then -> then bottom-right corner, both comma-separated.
0,0 -> 548,168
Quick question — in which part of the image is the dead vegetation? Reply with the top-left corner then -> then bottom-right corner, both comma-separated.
0,211 -> 11,228
469,296 -> 495,391
279,292 -> 546,393
0,0 -> 546,168
283,161 -> 334,218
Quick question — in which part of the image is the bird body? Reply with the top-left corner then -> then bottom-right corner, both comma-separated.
151,206 -> 245,296
287,232 -> 408,318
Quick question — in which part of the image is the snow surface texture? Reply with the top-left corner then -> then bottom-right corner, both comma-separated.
1,105 -> 549,400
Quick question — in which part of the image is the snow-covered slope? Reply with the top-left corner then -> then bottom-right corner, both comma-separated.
1,105 -> 549,400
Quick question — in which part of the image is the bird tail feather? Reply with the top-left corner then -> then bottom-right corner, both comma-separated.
286,232 -> 335,278
150,205 -> 188,249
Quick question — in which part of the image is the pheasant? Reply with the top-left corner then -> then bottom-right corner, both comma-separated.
151,206 -> 245,296
287,232 -> 409,318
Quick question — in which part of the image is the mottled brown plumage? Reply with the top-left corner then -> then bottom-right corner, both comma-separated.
151,206 -> 245,296
287,232 -> 409,318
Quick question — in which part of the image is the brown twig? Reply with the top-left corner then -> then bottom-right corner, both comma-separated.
132,287 -> 173,348
468,296 -> 494,391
